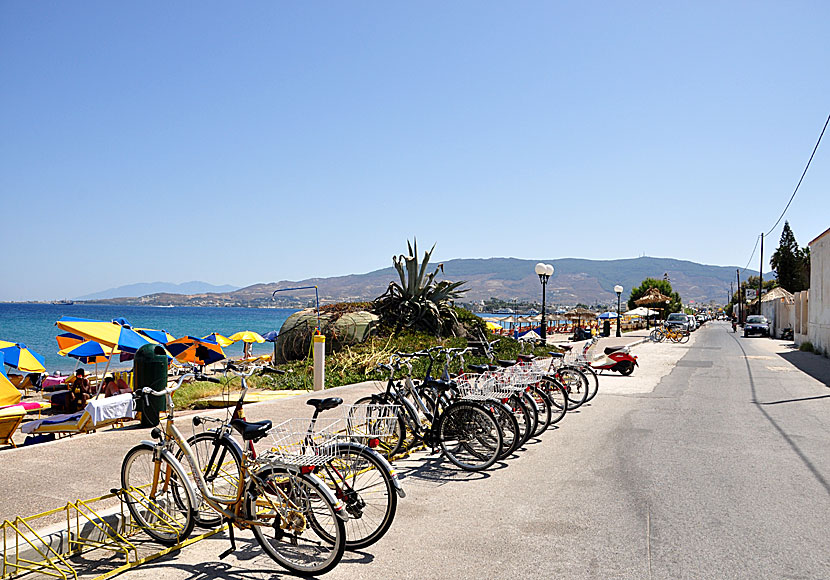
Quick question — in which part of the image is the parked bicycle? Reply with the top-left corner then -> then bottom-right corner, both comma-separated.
120,372 -> 348,576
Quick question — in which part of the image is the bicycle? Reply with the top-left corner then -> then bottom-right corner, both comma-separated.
355,354 -> 504,471
120,373 -> 347,576
181,363 -> 404,551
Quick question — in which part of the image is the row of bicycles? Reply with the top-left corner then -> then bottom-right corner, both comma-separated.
649,323 -> 690,343
118,341 -> 600,577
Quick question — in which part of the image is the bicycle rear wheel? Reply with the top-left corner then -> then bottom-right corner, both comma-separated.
488,401 -> 520,459
121,443 -> 196,546
351,396 -> 406,458
559,368 -> 589,410
246,466 -> 346,576
527,386 -> 552,436
438,401 -> 503,471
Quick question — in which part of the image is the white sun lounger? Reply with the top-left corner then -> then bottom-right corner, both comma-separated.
21,393 -> 136,435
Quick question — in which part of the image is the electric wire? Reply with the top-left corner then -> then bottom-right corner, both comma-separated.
766,112 -> 830,237
740,234 -> 761,275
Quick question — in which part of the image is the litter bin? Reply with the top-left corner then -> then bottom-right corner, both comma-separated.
602,320 -> 611,337
134,344 -> 168,427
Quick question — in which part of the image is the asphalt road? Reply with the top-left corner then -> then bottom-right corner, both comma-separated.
117,322 -> 830,580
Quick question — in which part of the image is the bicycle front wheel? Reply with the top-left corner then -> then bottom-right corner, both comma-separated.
121,443 -> 196,546
351,396 -> 406,458
560,368 -> 589,410
438,402 -> 503,471
179,432 -> 243,528
247,466 -> 346,576
323,443 -> 397,550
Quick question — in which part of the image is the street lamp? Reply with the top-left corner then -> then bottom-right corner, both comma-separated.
535,263 -> 554,342
614,284 -> 623,338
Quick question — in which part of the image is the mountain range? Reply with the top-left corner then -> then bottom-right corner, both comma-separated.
81,257 -> 765,308
76,281 -> 239,301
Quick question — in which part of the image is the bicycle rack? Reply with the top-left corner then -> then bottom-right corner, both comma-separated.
1,490 -> 224,580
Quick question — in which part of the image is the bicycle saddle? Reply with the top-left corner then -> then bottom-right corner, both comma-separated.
604,346 -> 625,355
548,352 -> 565,359
497,359 -> 517,367
517,354 -> 535,362
423,379 -> 453,391
306,397 -> 343,412
467,364 -> 490,373
230,419 -> 272,441
557,345 -> 573,352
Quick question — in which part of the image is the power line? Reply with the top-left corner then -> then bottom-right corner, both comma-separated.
766,112 -> 830,237
741,234 -> 760,275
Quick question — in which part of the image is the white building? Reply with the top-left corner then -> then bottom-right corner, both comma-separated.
804,227 -> 830,355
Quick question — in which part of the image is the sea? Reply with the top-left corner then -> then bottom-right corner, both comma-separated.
0,303 -> 297,374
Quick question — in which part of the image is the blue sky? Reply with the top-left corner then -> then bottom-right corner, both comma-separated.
1,1 -> 828,301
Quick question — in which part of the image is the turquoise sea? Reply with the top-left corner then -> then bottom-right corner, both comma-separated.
0,303 -> 297,374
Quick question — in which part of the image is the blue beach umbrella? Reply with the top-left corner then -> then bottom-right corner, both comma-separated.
59,340 -> 121,365
166,336 -> 226,366
261,330 -> 279,342
0,340 -> 47,373
55,317 -> 154,354
597,311 -> 619,319
136,328 -> 176,344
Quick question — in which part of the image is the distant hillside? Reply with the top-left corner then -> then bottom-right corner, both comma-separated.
76,281 -> 239,301
83,257 -> 765,308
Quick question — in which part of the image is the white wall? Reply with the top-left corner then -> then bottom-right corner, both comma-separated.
808,230 -> 830,355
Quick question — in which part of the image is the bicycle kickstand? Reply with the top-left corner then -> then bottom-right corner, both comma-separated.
218,518 -> 236,560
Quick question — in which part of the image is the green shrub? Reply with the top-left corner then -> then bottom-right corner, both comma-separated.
799,341 -> 814,353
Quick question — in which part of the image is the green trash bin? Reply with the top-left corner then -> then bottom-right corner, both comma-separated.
134,344 -> 169,427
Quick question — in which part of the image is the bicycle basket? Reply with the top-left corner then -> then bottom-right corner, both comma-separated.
344,404 -> 400,439
264,417 -> 342,466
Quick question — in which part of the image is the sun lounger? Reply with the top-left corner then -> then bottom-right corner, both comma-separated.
21,393 -> 136,436
0,407 -> 25,448
0,400 -> 51,418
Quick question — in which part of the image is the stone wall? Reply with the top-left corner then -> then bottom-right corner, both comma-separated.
807,228 -> 830,355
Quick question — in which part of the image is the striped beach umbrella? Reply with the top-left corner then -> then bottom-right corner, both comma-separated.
56,332 -> 85,351
136,328 -> 176,344
59,341 -> 121,365
202,333 -> 234,348
55,317 -> 154,354
166,336 -> 226,366
0,340 -> 47,373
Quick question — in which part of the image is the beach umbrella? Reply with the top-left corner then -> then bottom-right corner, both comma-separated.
202,333 -> 234,348
166,336 -> 226,366
0,352 -> 22,406
229,331 -> 265,344
136,328 -> 176,344
55,316 -> 159,382
261,330 -> 279,342
485,321 -> 501,332
56,332 -> 85,351
0,340 -> 47,373
597,311 -> 619,319
59,341 -> 121,365
55,317 -> 154,353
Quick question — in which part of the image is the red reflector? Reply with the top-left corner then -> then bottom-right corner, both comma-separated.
501,397 -> 509,404
300,465 -> 315,475
368,438 -> 380,448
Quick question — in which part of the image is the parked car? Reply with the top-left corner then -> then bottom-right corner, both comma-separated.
744,315 -> 770,337
696,314 -> 706,327
686,314 -> 698,331
666,312 -> 690,332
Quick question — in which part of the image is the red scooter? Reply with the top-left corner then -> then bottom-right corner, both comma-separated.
591,344 -> 639,376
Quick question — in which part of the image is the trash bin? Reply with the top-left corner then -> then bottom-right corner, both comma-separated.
133,344 -> 168,427
602,320 -> 611,337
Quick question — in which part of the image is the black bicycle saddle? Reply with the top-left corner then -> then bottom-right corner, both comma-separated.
306,397 -> 343,412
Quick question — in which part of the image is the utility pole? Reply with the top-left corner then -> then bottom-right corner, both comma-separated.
758,233 -> 764,315
730,282 -> 733,314
736,269 -> 742,323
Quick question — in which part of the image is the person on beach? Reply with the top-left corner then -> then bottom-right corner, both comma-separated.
103,375 -> 132,397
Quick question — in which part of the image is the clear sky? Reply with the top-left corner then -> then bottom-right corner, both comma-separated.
1,1 -> 828,301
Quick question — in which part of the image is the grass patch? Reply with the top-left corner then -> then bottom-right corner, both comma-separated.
799,341 -> 815,353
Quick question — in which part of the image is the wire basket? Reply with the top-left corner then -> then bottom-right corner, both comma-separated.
344,404 -> 401,439
263,417 -> 342,466
453,374 -> 517,400
498,361 -> 544,385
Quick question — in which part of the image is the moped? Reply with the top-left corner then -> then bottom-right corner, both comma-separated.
592,345 -> 638,376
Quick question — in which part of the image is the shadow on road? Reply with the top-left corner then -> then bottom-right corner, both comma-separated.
761,394 -> 830,405
731,333 -> 830,497
776,345 -> 830,388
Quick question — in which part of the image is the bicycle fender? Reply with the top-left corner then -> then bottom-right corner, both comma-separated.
337,441 -> 406,498
304,471 -> 350,521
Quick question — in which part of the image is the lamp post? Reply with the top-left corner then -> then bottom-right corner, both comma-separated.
535,263 -> 554,342
614,285 -> 623,337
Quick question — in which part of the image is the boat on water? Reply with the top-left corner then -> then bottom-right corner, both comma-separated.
51,299 -> 74,305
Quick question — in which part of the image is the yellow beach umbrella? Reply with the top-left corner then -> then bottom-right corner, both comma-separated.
229,331 -> 265,344
485,321 -> 502,331
202,333 -> 234,348
0,340 -> 47,373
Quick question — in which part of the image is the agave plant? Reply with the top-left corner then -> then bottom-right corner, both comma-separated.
373,240 -> 467,335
